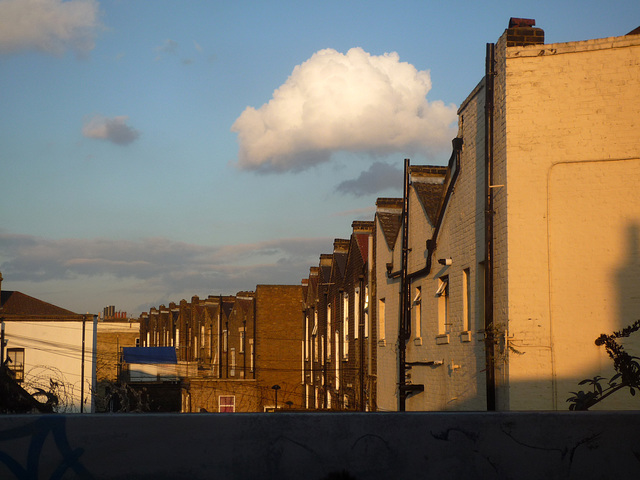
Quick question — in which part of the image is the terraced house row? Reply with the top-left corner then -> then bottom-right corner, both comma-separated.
308,17 -> 640,412
137,18 -> 640,412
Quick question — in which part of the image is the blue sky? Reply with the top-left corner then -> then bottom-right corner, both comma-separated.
1,0 -> 638,316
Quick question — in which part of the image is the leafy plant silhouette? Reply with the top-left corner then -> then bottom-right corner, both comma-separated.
567,320 -> 640,410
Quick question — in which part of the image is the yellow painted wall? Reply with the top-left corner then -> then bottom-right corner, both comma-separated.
500,33 -> 640,409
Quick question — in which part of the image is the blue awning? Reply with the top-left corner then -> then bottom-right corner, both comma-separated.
122,347 -> 177,364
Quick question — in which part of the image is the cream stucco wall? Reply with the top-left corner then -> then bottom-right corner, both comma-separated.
5,319 -> 97,412
374,206 -> 401,411
405,112 -> 487,412
498,33 -> 640,409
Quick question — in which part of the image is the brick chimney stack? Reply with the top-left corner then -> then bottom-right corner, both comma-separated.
506,17 -> 544,47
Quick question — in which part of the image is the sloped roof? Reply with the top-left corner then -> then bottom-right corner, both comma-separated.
0,291 -> 79,317
376,198 -> 403,250
333,252 -> 348,280
352,221 -> 374,262
410,165 -> 448,225
413,182 -> 446,225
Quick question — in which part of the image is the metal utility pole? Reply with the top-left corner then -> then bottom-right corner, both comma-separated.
80,315 -> 86,413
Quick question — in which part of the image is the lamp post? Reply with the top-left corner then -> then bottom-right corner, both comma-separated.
271,384 -> 281,410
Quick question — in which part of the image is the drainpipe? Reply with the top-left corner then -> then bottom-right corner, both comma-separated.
387,138 -> 463,282
398,158 -> 410,411
359,274 -> 365,411
323,292 -> 328,409
225,321 -> 229,378
484,42 -> 497,411
252,294 -> 257,380
218,296 -> 222,379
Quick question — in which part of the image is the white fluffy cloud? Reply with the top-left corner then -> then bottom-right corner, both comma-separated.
0,0 -> 100,56
82,115 -> 140,145
232,47 -> 457,173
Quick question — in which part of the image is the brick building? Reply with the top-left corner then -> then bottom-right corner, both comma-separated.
303,221 -> 377,411
138,285 -> 303,412
95,316 -> 140,411
376,19 -> 640,411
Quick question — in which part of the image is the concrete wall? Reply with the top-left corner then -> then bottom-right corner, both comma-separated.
0,412 -> 638,479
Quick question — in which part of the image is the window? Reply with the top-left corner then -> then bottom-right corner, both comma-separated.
463,268 -> 471,332
7,348 -> 24,383
222,330 -> 228,352
321,336 -> 325,366
437,276 -> 450,335
313,310 -> 318,363
175,328 -> 180,347
230,348 -> 236,377
305,314 -> 309,360
354,288 -> 360,340
219,395 -> 235,412
413,286 -> 422,340
343,293 -> 349,359
335,330 -> 340,389
327,304 -> 332,359
364,285 -> 369,338
378,298 -> 386,344
249,339 -> 255,373
239,328 -> 245,353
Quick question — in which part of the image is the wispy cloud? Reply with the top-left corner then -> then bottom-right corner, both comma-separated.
155,38 -> 201,65
0,232 -> 331,295
335,162 -> 403,197
232,47 -> 457,173
155,38 -> 178,60
332,206 -> 376,219
82,114 -> 140,145
0,0 -> 101,57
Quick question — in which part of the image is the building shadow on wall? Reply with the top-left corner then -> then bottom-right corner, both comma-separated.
616,223 -> 640,332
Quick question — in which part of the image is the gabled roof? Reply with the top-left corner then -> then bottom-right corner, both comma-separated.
221,299 -> 235,321
0,291 -> 79,317
410,166 -> 448,225
319,254 -> 332,283
332,239 -> 349,282
352,220 -> 374,263
376,198 -> 403,250
412,182 -> 446,225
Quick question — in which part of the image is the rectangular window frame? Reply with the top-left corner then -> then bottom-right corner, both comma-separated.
378,298 -> 386,345
437,275 -> 450,337
463,268 -> 471,332
219,395 -> 235,413
343,293 -> 349,360
7,348 -> 25,383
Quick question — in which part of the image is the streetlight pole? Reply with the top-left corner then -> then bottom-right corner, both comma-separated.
272,384 -> 281,410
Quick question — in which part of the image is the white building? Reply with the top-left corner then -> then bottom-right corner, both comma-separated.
0,273 -> 97,413
376,19 -> 640,411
